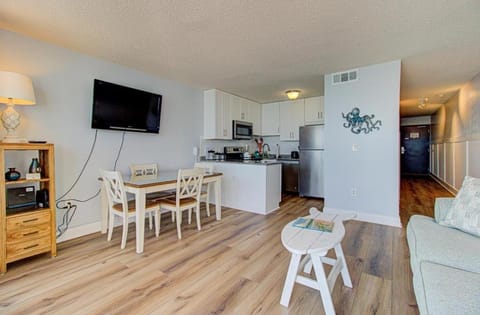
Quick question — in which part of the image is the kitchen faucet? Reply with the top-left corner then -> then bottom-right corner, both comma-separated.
262,143 -> 271,158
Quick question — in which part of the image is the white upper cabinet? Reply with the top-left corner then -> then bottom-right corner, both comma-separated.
230,96 -> 242,122
204,89 -> 261,139
279,99 -> 305,141
304,96 -> 325,125
261,102 -> 280,136
247,100 -> 262,135
204,89 -> 233,139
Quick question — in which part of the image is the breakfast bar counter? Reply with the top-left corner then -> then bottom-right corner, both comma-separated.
196,161 -> 281,215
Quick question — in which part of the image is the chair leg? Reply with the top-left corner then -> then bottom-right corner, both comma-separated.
107,211 -> 114,241
121,216 -> 128,249
155,210 -> 160,237
171,212 -> 175,222
188,208 -> 192,224
196,203 -> 201,231
206,184 -> 211,216
149,212 -> 153,230
176,209 -> 182,239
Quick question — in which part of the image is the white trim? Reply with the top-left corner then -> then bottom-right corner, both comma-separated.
429,174 -> 458,195
466,140 -> 470,176
57,221 -> 101,243
323,207 -> 401,228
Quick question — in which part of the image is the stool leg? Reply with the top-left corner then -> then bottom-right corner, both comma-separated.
311,254 -> 336,315
299,255 -> 313,274
280,253 -> 302,307
304,258 -> 313,274
334,243 -> 352,288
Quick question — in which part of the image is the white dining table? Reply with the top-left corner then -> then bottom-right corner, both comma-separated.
100,171 -> 223,254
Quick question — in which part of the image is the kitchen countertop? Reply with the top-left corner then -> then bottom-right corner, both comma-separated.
276,156 -> 300,162
200,159 -> 282,166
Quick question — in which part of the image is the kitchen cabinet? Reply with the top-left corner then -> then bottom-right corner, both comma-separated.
281,160 -> 299,193
304,96 -> 325,125
196,161 -> 281,215
261,102 -> 280,136
248,100 -> 261,135
204,89 -> 262,139
279,99 -> 305,141
230,95 -> 242,122
0,143 -> 56,273
204,89 -> 233,139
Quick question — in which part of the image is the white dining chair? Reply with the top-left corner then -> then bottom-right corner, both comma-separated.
194,163 -> 214,217
130,163 -> 175,229
100,169 -> 161,249
158,168 -> 204,239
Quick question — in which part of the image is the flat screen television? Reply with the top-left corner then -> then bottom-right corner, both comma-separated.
91,79 -> 162,134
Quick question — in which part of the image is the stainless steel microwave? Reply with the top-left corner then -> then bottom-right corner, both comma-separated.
232,120 -> 253,140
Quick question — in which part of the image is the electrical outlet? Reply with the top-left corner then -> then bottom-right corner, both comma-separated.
352,144 -> 358,152
351,188 -> 357,197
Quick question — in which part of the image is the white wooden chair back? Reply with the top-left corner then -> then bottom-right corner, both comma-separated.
130,163 -> 158,177
176,168 -> 204,201
100,169 -> 128,215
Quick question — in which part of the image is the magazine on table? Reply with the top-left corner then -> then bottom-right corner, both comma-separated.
292,217 -> 334,232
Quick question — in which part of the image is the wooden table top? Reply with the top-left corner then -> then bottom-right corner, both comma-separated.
281,211 -> 347,255
123,171 -> 223,188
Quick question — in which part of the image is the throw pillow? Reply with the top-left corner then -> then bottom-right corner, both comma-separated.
440,176 -> 480,237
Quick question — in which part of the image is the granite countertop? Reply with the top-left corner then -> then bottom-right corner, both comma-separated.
200,159 -> 282,166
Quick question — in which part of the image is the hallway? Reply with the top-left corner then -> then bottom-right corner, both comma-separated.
400,175 -> 454,226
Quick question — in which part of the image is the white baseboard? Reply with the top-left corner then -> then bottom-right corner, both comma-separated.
56,215 -> 158,243
57,222 -> 101,243
323,207 -> 402,228
429,174 -> 458,195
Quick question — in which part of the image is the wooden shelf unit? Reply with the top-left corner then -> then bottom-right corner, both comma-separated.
0,143 -> 56,273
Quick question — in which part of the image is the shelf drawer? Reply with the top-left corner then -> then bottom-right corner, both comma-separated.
7,224 -> 51,244
6,236 -> 52,263
7,210 -> 51,231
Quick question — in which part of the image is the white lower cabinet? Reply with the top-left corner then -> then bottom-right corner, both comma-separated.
196,162 -> 281,214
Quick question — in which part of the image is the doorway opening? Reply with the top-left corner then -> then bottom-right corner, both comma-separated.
400,125 -> 430,175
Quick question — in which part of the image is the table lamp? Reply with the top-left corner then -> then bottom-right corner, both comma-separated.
0,71 -> 36,143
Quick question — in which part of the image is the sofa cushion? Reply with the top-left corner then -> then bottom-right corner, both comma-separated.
434,197 -> 454,223
407,215 -> 480,275
418,261 -> 480,315
440,176 -> 480,237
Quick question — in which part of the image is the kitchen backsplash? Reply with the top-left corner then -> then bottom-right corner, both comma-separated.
199,136 -> 299,157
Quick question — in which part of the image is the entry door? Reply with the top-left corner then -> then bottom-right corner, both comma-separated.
401,125 -> 430,174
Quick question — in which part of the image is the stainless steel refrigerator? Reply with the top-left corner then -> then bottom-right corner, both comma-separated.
299,125 -> 324,198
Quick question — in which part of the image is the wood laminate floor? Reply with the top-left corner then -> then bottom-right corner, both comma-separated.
399,175 -> 453,226
0,185 -> 442,315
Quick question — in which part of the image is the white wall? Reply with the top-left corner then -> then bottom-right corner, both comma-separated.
431,71 -> 480,192
0,30 -> 203,238
324,60 -> 401,227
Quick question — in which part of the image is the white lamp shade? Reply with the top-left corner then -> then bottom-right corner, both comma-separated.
0,71 -> 36,105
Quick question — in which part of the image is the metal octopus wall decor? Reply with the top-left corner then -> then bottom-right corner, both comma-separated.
342,107 -> 382,134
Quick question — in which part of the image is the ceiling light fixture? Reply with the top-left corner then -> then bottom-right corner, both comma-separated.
285,90 -> 301,100
417,97 -> 429,109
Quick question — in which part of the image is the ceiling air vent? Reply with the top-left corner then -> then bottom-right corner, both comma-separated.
332,69 -> 359,85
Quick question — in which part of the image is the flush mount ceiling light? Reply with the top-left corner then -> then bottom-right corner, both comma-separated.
418,97 -> 429,109
285,90 -> 301,100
